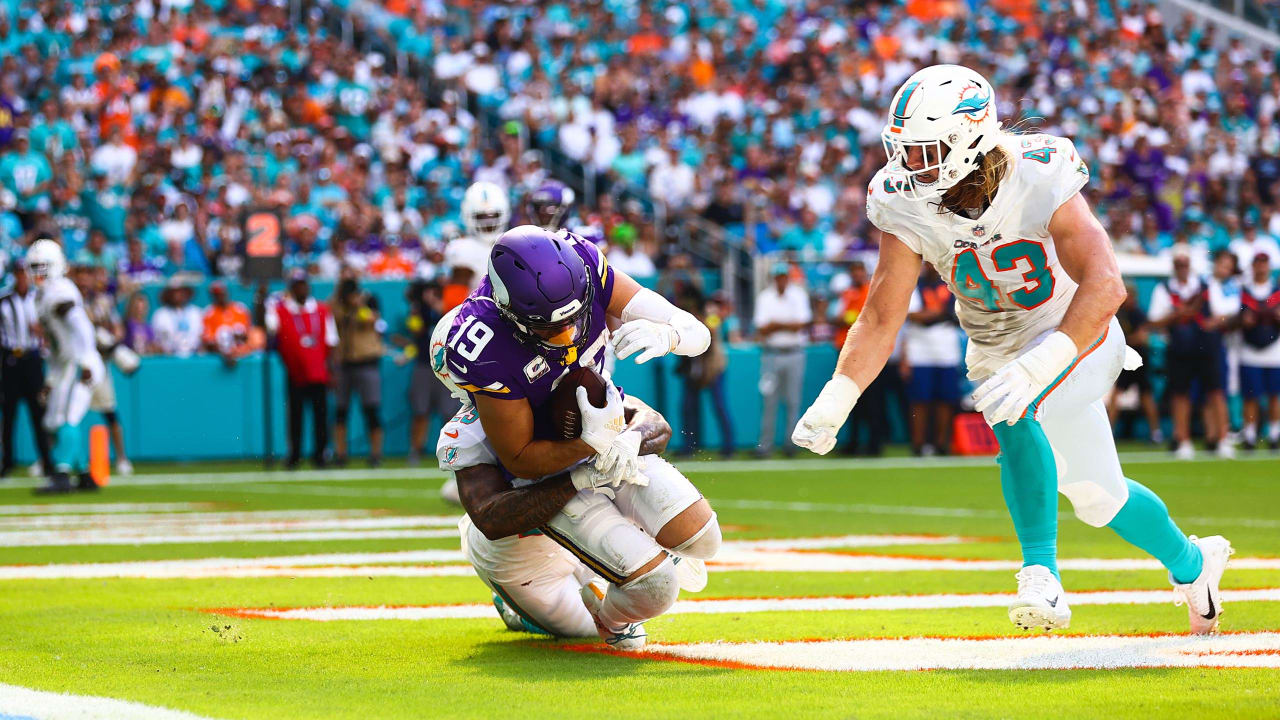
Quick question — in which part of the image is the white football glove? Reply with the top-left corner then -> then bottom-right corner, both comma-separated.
612,319 -> 676,364
593,429 -> 646,487
972,331 -> 1078,426
569,463 -> 619,500
576,383 -> 626,455
791,375 -> 861,455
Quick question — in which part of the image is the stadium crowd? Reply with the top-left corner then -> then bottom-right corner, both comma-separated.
0,0 -> 1278,462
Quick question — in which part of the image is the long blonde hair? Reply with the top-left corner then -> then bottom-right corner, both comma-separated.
939,144 -> 1010,216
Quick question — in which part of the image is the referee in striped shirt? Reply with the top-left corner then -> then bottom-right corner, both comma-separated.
0,259 -> 52,477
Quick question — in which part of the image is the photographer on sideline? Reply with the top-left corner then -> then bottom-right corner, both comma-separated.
330,267 -> 386,467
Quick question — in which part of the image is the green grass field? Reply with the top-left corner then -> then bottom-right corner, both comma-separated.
0,452 -> 1278,719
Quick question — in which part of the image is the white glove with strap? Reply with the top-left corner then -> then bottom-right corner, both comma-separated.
593,428 -> 646,487
791,374 -> 861,455
612,319 -> 676,364
576,383 -> 626,454
569,463 -> 620,499
972,331 -> 1078,426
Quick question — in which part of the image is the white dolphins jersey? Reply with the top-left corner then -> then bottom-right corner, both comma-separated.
867,133 -> 1090,379
35,277 -> 102,371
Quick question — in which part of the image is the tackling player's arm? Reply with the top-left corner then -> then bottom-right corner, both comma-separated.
458,401 -> 673,540
792,233 -> 921,454
1048,193 -> 1128,352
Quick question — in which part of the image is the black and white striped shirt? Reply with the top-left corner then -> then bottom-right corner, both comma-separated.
0,289 -> 40,352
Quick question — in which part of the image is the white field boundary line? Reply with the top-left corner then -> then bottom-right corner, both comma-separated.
597,632 -> 1280,671
0,527 -> 460,547
0,681 -> 224,720
207,588 -> 1280,622
711,498 -> 1280,530
0,449 -> 1261,489
0,512 -> 459,532
709,553 -> 1280,573
0,502 -> 217,515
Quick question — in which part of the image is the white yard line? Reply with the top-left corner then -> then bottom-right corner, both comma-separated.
211,587 -> 1280,621
0,682 -> 223,720
0,502 -> 216,515
0,513 -> 458,532
622,632 -> 1280,671
0,550 -> 468,579
0,527 -> 460,547
710,552 -> 1280,573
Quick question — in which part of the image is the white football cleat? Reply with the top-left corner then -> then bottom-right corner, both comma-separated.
579,581 -> 646,651
439,478 -> 461,506
115,459 -> 134,476
1216,441 -> 1236,460
1008,564 -> 1071,631
491,592 -> 526,633
672,555 -> 708,593
1174,441 -> 1195,461
1172,535 -> 1234,635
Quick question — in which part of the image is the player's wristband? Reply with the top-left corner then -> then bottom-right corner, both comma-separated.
1021,331 -> 1079,387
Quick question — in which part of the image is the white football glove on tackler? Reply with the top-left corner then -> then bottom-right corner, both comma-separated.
791,375 -> 862,455
971,331 -> 1078,426
612,319 -> 677,364
569,463 -> 620,499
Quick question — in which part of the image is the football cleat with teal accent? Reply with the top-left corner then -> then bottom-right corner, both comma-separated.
579,581 -> 646,651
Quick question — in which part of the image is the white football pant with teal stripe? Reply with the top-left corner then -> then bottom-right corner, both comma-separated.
985,317 -> 1204,584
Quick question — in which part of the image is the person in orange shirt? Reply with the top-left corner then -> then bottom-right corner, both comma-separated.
366,242 -> 415,278
203,282 -> 263,366
832,260 -> 870,348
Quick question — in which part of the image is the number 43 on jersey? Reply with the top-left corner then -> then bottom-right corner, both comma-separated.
952,239 -> 1055,311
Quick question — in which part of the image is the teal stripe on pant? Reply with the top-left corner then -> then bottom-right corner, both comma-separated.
1106,479 -> 1203,584
992,418 -> 1059,578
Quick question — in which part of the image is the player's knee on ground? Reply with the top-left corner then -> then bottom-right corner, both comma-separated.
601,554 -> 680,628
668,508 -> 721,561
361,404 -> 381,431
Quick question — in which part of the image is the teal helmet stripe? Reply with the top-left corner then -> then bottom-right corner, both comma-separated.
892,80 -> 921,128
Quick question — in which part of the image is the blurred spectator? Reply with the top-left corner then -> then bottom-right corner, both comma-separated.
122,292 -> 159,355
1109,284 -> 1163,445
202,282 -> 261,366
902,267 -> 960,457
753,262 -> 810,457
1239,253 -> 1280,450
330,270 -> 386,467
809,297 -> 836,344
1148,248 -> 1229,460
0,131 -> 51,229
605,225 -> 655,278
832,260 -> 870,348
0,260 -> 52,477
151,277 -> 204,357
266,271 -> 337,470
399,278 -> 457,466
675,299 -> 733,459
705,291 -> 744,344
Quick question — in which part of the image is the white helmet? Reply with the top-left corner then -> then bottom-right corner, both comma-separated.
429,305 -> 470,404
25,239 -> 66,285
461,181 -> 511,244
881,64 -> 1000,201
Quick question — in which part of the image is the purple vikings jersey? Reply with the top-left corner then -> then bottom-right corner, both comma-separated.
442,230 -> 615,410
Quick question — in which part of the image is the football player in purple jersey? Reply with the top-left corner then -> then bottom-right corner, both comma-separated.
432,223 -> 718,649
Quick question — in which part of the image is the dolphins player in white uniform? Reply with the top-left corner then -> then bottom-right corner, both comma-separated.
793,65 -> 1232,633
26,240 -> 106,494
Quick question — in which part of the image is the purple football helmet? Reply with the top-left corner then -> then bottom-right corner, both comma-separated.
488,225 -> 594,351
523,180 -> 575,231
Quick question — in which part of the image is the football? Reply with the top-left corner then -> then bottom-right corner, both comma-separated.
547,366 -> 608,439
